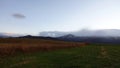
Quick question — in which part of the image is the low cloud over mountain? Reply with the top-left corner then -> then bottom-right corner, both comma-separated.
39,29 -> 120,37
0,32 -> 22,38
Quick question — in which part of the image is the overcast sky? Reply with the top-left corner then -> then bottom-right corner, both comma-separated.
1,0 -> 120,35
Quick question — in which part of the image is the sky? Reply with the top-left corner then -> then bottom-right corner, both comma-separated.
1,0 -> 120,35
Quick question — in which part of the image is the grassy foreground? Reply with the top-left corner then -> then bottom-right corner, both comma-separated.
0,45 -> 120,68
0,39 -> 120,68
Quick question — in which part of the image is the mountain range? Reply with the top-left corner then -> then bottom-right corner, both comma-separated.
39,29 -> 120,37
0,33 -> 22,38
1,29 -> 120,38
15,34 -> 120,44
1,29 -> 120,44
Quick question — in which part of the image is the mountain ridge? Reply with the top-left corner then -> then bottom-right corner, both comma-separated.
39,29 -> 120,37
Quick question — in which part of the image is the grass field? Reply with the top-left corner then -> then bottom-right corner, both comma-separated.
0,38 -> 120,68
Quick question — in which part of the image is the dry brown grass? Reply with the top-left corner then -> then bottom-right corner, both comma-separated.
0,38 -> 87,56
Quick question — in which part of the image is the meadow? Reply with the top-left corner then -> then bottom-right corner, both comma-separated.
0,38 -> 120,68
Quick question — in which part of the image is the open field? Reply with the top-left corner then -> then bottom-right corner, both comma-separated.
0,38 -> 120,68
0,38 -> 86,56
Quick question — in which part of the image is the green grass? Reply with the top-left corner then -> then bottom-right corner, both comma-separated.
0,44 -> 120,68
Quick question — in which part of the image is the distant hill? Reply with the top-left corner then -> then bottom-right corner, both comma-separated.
18,35 -> 59,40
0,32 -> 22,38
0,33 -> 10,38
39,29 -> 120,37
19,34 -> 120,44
57,34 -> 120,44
1,29 -> 120,44
59,34 -> 76,38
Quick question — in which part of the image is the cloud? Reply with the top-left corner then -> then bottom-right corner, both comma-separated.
12,13 -> 26,19
39,29 -> 120,37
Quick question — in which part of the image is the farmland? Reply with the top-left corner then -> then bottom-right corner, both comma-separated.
0,38 -> 120,68
0,38 -> 86,56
